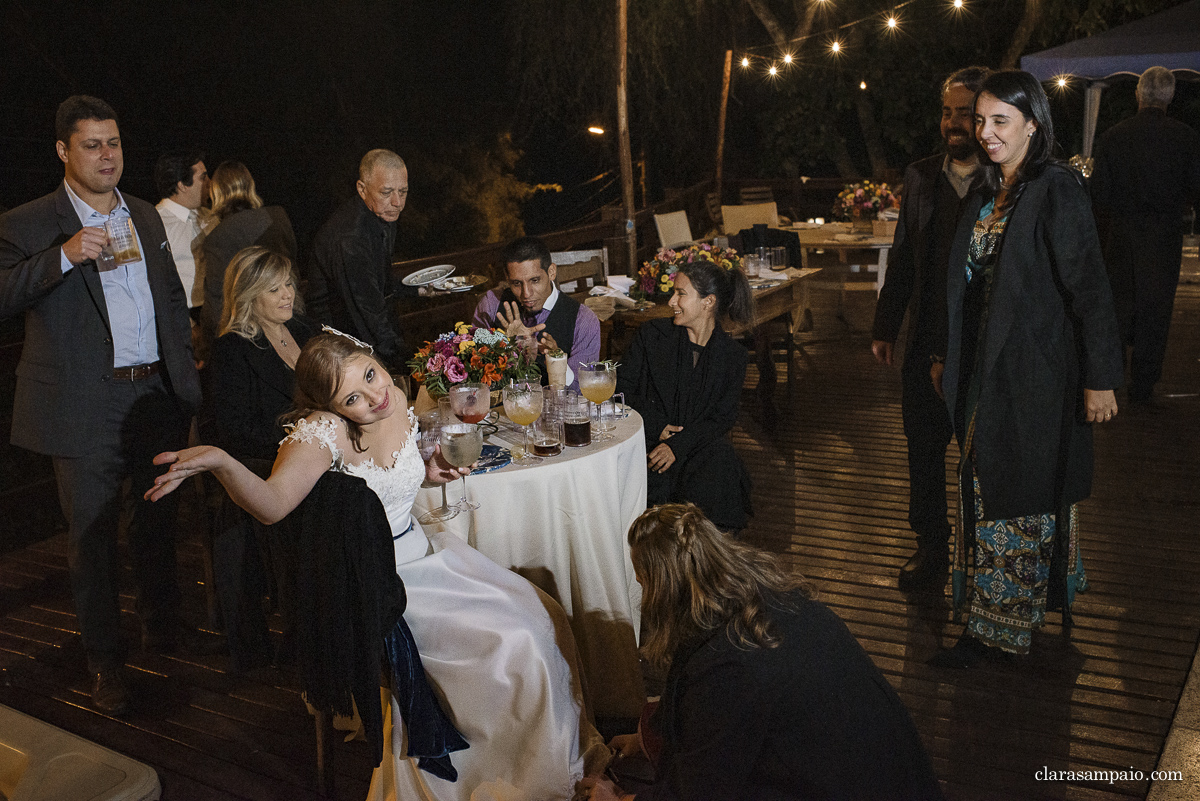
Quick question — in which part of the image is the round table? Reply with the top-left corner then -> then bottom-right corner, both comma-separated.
414,409 -> 648,718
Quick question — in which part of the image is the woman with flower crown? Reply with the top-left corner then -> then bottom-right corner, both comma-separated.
617,258 -> 756,532
146,330 -> 608,800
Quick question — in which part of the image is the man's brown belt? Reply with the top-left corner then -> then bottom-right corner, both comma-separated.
112,361 -> 161,381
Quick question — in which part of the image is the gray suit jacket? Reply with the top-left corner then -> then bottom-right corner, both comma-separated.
0,184 -> 202,457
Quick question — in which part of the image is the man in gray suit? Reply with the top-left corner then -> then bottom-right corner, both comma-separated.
0,96 -> 202,715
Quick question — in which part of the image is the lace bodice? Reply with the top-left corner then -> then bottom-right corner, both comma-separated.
284,409 -> 427,547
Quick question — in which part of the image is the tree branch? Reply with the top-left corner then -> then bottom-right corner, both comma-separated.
1002,0 -> 1043,69
745,0 -> 788,48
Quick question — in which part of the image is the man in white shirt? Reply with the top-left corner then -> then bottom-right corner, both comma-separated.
154,152 -> 208,321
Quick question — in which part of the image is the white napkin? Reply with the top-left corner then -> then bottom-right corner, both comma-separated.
605,275 -> 635,295
589,286 -> 637,308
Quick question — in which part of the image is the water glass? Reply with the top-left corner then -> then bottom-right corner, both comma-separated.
531,396 -> 563,457
417,410 -> 459,523
440,423 -> 484,511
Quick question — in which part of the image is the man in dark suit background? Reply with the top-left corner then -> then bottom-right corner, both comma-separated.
0,96 -> 202,715
871,67 -> 989,593
306,148 -> 416,370
1091,66 -> 1200,405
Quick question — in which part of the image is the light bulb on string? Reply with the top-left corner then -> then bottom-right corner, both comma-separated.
860,81 -> 867,90
830,40 -> 841,54
886,15 -> 898,30
769,64 -> 779,76
741,56 -> 751,68
783,53 -> 793,65
952,0 -> 964,8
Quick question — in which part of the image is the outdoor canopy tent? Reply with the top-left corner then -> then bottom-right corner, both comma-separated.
1021,0 -> 1200,157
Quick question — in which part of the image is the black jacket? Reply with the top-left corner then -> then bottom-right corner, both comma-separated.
944,164 -> 1123,519
207,314 -> 318,461
872,154 -> 955,364
642,593 -> 943,801
306,196 -> 412,367
199,206 -> 298,358
617,318 -> 751,529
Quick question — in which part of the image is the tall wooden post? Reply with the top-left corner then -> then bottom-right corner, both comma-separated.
715,49 -> 732,210
617,0 -> 637,275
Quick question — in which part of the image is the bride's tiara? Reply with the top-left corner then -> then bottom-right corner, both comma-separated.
321,325 -> 374,353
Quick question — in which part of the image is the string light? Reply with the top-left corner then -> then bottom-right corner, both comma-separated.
860,81 -> 867,90
782,53 -> 793,64
741,56 -> 750,68
587,126 -> 605,135
830,40 -> 841,54
952,0 -> 964,8
769,64 -> 779,76
887,16 -> 898,28
1056,76 -> 1068,87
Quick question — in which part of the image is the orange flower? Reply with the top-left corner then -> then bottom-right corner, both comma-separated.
496,355 -> 508,370
482,364 -> 501,385
412,370 -> 426,383
477,345 -> 490,355
470,353 -> 484,369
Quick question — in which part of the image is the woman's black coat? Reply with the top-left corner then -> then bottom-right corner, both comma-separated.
641,594 -> 943,801
617,318 -> 751,529
943,164 -> 1123,519
208,314 -> 318,462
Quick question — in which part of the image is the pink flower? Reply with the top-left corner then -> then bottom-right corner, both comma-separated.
428,353 -> 446,374
445,356 -> 468,384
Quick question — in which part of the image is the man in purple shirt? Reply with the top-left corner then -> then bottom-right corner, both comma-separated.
473,236 -> 600,390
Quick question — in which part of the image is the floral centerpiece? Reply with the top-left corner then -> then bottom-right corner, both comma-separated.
632,243 -> 741,301
832,180 -> 897,222
408,322 -> 538,397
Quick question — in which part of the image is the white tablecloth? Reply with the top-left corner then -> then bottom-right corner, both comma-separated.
414,411 -> 648,718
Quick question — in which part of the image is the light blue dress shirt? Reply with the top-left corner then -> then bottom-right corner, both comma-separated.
60,182 -> 160,367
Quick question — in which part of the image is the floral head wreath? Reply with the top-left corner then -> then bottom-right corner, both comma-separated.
321,324 -> 374,353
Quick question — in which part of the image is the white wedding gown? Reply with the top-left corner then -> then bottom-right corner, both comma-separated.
286,414 -> 607,801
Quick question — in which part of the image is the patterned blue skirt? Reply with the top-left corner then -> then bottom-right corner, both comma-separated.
952,474 -> 1088,655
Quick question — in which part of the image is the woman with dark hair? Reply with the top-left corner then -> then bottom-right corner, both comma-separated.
616,258 -> 755,531
199,161 -> 298,357
148,333 -> 607,799
206,246 -> 317,669
933,70 -> 1123,667
584,503 -> 943,801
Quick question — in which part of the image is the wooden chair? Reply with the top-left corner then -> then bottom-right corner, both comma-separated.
720,202 -> 779,236
551,248 -> 608,294
653,211 -> 695,249
738,185 -> 775,205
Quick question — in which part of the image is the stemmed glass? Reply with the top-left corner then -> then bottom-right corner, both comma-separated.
578,363 -> 617,442
503,381 -> 543,465
449,382 -> 490,424
417,410 -> 459,524
440,423 -> 484,511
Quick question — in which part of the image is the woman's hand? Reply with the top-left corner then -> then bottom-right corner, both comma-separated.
579,776 -> 626,801
1084,388 -> 1119,423
648,443 -> 676,473
424,443 -> 474,484
657,424 -> 683,442
144,446 -> 229,502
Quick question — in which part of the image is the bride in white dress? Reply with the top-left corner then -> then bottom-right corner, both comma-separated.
147,332 -> 607,800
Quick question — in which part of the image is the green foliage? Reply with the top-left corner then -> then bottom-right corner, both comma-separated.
397,134 -> 557,257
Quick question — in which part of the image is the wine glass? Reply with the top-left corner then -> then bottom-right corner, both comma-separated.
440,423 -> 484,511
416,411 -> 459,524
449,382 -> 490,424
578,363 -> 617,442
503,381 -> 543,465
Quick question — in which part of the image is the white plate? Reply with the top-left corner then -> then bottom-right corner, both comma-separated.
433,274 -> 486,293
403,264 -> 455,286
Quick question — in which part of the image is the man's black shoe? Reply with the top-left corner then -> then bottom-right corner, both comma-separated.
92,668 -> 131,716
898,546 -> 949,593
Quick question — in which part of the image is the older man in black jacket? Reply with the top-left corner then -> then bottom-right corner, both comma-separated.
871,67 -> 989,593
1091,66 -> 1200,404
306,149 -> 416,368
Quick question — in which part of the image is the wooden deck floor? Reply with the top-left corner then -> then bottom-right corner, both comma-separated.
1,280 -> 1197,800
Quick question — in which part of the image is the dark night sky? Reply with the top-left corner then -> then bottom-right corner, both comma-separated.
2,1 -> 511,247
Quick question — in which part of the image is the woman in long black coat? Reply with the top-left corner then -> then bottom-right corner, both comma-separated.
207,246 -> 316,669
935,71 -> 1123,667
617,257 -> 754,531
